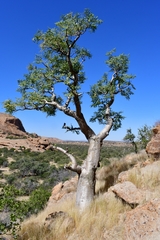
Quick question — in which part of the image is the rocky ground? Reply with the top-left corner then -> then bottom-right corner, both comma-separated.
19,123 -> 160,240
1,112 -> 160,239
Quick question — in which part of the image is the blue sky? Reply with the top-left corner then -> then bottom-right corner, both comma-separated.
0,0 -> 159,141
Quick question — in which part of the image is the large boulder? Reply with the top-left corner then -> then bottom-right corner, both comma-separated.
0,113 -> 26,136
124,199 -> 160,240
109,181 -> 145,206
146,124 -> 160,160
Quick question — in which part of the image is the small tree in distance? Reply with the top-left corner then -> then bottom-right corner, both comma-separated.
123,128 -> 137,153
4,9 -> 135,210
137,124 -> 153,149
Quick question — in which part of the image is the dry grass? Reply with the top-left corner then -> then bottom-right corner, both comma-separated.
17,193 -> 131,240
96,150 -> 148,194
12,150 -> 158,240
127,161 -> 160,190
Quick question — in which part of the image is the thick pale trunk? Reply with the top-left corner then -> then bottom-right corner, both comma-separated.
76,137 -> 101,210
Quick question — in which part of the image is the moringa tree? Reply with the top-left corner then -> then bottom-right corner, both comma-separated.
4,9 -> 135,210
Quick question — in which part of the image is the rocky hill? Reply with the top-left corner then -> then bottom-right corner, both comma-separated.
0,112 -> 62,151
0,112 -> 26,136
0,112 -> 129,152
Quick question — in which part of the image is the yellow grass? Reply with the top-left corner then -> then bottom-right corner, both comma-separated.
17,193 -> 131,240
12,150 -> 158,240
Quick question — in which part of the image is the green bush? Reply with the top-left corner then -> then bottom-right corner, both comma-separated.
28,187 -> 50,214
0,156 -> 8,166
0,185 -> 51,237
0,185 -> 27,237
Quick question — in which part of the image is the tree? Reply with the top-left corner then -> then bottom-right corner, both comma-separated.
123,128 -> 137,153
4,9 -> 135,210
137,124 -> 152,149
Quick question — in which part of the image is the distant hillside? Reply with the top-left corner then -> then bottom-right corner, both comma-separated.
0,112 -> 129,151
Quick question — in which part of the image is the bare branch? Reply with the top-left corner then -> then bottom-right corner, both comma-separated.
52,146 -> 81,174
62,123 -> 81,134
98,101 -> 113,141
64,96 -> 71,108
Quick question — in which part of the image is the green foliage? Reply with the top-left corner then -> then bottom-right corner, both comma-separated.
0,156 -> 8,166
0,185 -> 50,237
137,124 -> 153,149
3,9 -> 102,116
89,49 -> 135,130
28,187 -> 50,214
123,128 -> 137,153
123,125 -> 153,152
6,135 -> 27,139
3,9 -> 135,139
0,185 -> 27,237
123,128 -> 135,143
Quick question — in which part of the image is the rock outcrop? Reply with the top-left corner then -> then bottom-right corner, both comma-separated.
46,176 -> 77,210
146,124 -> 160,160
109,181 -> 145,207
0,113 -> 26,136
124,199 -> 160,240
0,112 -> 62,151
46,155 -> 160,239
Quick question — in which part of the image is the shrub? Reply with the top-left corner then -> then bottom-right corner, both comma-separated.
0,156 -> 8,166
27,187 -> 51,214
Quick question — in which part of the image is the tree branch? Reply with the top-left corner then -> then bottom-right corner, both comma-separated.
62,123 -> 81,134
98,97 -> 114,141
52,146 -> 81,174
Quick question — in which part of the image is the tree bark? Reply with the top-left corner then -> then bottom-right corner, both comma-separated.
76,136 -> 101,210
75,116 -> 113,211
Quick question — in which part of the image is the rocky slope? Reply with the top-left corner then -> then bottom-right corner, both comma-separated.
0,113 -> 62,151
43,154 -> 160,239
34,126 -> 160,240
2,112 -> 160,239
146,124 -> 160,160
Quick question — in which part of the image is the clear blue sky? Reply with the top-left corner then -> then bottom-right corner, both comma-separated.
0,0 -> 159,141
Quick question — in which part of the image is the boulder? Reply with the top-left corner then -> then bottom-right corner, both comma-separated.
146,125 -> 160,160
38,138 -> 50,146
0,113 -> 26,136
124,198 -> 160,240
109,181 -> 144,206
46,176 -> 77,210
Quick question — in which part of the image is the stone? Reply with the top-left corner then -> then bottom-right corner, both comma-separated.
46,177 -> 77,210
124,198 -> 160,240
0,113 -> 26,136
38,138 -> 50,146
109,181 -> 145,206
146,124 -> 160,160
0,112 -> 62,151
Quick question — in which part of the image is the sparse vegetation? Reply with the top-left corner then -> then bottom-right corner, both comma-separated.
0,143 -> 135,238
18,194 -> 131,240
6,135 -> 27,140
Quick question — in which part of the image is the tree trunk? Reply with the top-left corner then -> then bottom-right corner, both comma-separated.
76,136 -> 101,210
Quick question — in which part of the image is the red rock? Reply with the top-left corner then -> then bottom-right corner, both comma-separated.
0,113 -> 26,136
124,199 -> 160,240
109,181 -> 144,206
146,125 -> 160,160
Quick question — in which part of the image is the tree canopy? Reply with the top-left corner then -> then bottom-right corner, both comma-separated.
3,9 -> 136,211
4,9 -> 135,141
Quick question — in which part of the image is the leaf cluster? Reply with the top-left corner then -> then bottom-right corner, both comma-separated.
4,9 -> 102,116
89,49 -> 135,129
